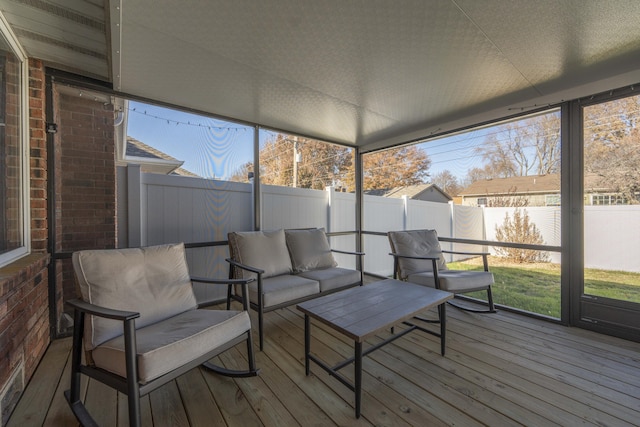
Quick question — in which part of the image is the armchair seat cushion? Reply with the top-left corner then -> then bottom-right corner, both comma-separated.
91,309 -> 251,384
240,274 -> 320,308
407,270 -> 494,292
298,267 -> 361,292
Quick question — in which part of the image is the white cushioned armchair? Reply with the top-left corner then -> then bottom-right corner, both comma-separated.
227,228 -> 364,350
65,243 -> 259,427
388,229 -> 496,313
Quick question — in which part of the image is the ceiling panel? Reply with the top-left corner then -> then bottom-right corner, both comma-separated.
1,0 -> 109,79
3,0 -> 640,150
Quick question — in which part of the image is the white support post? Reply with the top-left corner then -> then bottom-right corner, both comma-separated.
127,164 -> 142,248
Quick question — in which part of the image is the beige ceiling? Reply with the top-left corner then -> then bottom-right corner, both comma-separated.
3,0 -> 640,151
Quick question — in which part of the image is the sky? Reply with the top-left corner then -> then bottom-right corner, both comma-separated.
126,101 -> 254,179
126,100 -> 494,182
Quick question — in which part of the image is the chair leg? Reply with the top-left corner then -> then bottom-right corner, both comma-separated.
123,319 -> 142,427
486,287 -> 496,313
258,304 -> 264,351
246,328 -> 258,373
65,309 -> 100,427
127,386 -> 142,427
68,309 -> 84,405
226,284 -> 233,310
438,302 -> 446,356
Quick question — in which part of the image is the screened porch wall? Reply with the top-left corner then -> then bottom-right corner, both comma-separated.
118,166 -> 640,305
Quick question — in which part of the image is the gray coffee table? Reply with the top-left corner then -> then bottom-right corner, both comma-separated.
297,278 -> 453,418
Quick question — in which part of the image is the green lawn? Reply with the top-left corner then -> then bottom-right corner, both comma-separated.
448,257 -> 640,318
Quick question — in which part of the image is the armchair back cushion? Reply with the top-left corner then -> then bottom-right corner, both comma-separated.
285,228 -> 338,273
228,229 -> 293,280
388,229 -> 448,279
72,243 -> 197,350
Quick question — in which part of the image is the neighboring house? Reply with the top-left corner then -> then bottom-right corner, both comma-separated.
459,173 -> 629,206
118,136 -> 200,177
367,184 -> 453,203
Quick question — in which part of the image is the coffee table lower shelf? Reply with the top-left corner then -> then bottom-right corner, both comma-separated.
297,279 -> 453,418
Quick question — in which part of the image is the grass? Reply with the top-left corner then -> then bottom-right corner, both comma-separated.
448,257 -> 640,318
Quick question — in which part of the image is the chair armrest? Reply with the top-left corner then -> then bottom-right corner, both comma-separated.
191,276 -> 255,286
225,258 -> 265,275
441,250 -> 490,271
331,249 -> 365,256
388,252 -> 442,283
194,275 -> 255,311
388,252 -> 441,261
66,298 -> 140,321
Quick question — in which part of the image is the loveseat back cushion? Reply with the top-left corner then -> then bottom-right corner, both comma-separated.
228,229 -> 293,280
285,228 -> 338,273
72,243 -> 197,350
388,229 -> 448,279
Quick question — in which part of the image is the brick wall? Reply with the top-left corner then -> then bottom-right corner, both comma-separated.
0,58 -> 118,423
54,87 -> 116,306
0,59 -> 50,425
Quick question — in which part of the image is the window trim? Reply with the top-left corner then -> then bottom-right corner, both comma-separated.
0,13 -> 30,267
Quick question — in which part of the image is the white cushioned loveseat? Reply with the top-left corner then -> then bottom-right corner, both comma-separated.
227,228 -> 364,349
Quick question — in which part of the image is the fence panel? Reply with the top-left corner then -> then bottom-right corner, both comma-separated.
138,173 -> 252,303
584,206 -> 640,272
363,195 -> 404,275
406,199 -> 451,233
262,185 -> 328,230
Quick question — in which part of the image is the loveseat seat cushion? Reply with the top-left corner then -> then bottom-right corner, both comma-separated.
239,274 -> 319,308
298,267 -> 361,292
228,229 -> 293,280
407,270 -> 494,292
91,309 -> 251,384
72,243 -> 197,350
285,228 -> 337,273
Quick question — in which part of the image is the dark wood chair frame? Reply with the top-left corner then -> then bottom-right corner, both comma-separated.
390,249 -> 496,314
65,277 -> 259,427
227,248 -> 364,350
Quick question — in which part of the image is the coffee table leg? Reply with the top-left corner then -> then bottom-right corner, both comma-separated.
304,314 -> 311,375
439,302 -> 447,356
355,341 -> 362,418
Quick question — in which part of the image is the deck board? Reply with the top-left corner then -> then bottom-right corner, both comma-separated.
8,293 -> 640,427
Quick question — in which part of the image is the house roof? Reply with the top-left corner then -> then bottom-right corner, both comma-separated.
121,137 -> 199,177
367,184 -> 452,201
459,173 -> 610,197
4,1 -> 640,151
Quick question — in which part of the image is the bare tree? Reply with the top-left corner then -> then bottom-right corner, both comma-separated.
584,95 -> 640,203
431,170 -> 461,196
473,112 -> 561,181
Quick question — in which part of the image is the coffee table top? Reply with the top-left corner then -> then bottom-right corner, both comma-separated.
297,279 -> 453,342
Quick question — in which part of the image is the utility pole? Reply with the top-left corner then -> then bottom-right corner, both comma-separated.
292,136 -> 299,187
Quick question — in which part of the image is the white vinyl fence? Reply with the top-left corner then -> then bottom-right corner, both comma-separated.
118,166 -> 640,303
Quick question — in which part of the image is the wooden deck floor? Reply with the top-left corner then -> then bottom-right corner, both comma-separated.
8,298 -> 640,426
